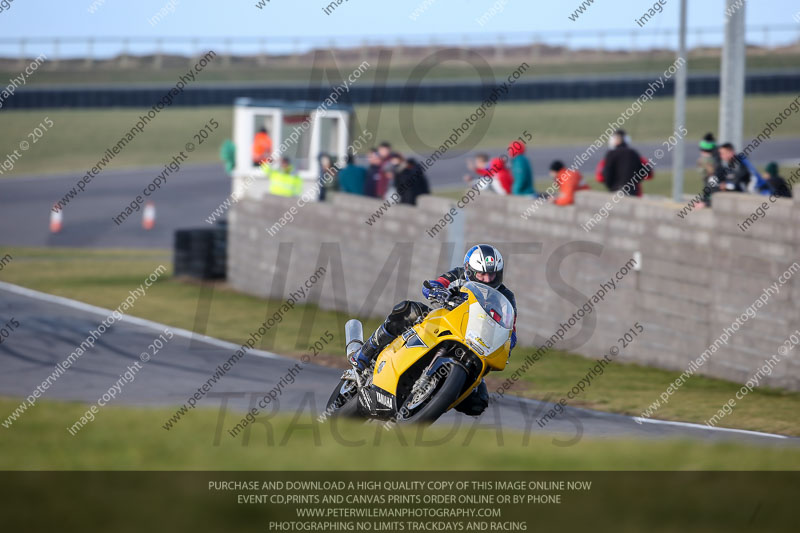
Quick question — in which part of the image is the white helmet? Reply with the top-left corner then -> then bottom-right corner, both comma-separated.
463,244 -> 504,289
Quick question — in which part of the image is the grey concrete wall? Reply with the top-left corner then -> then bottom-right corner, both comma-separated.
229,189 -> 800,391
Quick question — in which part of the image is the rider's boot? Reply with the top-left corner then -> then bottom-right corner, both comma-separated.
349,324 -> 395,370
348,301 -> 429,370
454,380 -> 489,416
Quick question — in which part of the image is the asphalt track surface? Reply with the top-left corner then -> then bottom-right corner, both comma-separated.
1,282 -> 796,447
1,138 -> 798,249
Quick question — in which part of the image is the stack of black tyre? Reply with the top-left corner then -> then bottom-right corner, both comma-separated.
173,222 -> 227,279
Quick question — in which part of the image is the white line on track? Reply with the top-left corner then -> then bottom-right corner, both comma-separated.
498,375 -> 792,441
0,281 -> 285,362
632,416 -> 788,439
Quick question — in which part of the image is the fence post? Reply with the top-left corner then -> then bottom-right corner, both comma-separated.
84,38 -> 94,69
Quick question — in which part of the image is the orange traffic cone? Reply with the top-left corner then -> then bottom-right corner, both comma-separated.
142,202 -> 156,230
50,205 -> 63,233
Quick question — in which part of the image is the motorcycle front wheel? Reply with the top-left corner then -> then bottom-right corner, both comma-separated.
396,363 -> 467,425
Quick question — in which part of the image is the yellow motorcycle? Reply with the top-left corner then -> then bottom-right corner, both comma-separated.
325,281 -> 515,424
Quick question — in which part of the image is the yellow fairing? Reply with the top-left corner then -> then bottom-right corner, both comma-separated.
371,289 -> 511,407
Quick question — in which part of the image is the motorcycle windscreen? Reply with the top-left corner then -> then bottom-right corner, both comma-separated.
464,302 -> 512,356
461,281 -> 515,329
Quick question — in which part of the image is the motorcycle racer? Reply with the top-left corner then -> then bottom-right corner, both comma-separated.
350,244 -> 517,416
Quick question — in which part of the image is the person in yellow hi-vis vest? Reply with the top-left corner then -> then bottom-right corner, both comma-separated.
266,157 -> 302,197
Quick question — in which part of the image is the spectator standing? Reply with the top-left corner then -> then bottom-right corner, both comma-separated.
764,162 -> 792,198
364,148 -> 382,198
252,127 -> 273,166
318,154 -> 339,201
463,153 -> 511,194
407,158 -> 430,198
594,158 -> 653,196
484,157 -> 513,195
464,153 -> 489,182
220,139 -> 236,176
464,153 -> 491,189
549,160 -> 589,206
338,154 -> 367,195
470,157 -> 512,195
389,153 -> 429,205
508,141 -> 536,196
601,130 -> 647,196
696,133 -> 721,207
716,143 -> 750,192
377,141 -> 392,161
376,141 -> 393,198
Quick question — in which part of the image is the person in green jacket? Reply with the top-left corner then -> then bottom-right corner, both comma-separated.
337,154 -> 367,195
219,139 -> 236,176
508,141 -> 536,196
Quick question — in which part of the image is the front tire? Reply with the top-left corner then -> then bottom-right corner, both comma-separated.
397,363 -> 467,425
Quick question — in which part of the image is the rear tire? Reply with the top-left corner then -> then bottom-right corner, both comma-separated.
325,379 -> 361,419
397,363 -> 467,425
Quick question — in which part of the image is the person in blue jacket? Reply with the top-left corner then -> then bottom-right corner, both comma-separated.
509,141 -> 536,196
337,153 -> 367,195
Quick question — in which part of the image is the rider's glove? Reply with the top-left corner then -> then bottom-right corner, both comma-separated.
429,287 -> 450,302
349,346 -> 372,371
422,279 -> 444,300
510,331 -> 517,351
350,350 -> 372,370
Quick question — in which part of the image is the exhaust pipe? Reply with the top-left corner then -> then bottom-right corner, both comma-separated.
345,319 -> 364,360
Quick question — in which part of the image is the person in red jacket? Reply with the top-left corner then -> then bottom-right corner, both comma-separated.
252,128 -> 273,166
550,161 -> 589,206
477,157 -> 513,195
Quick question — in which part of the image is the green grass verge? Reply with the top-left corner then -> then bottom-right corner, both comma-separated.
2,397 -> 799,470
1,246 -> 800,439
1,94 -> 797,177
0,107 -> 230,177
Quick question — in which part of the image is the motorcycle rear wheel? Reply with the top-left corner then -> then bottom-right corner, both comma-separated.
325,378 -> 361,418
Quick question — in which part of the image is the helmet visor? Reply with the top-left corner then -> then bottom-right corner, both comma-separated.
475,272 -> 496,283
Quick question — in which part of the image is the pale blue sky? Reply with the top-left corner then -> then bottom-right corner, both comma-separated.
0,0 -> 798,57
